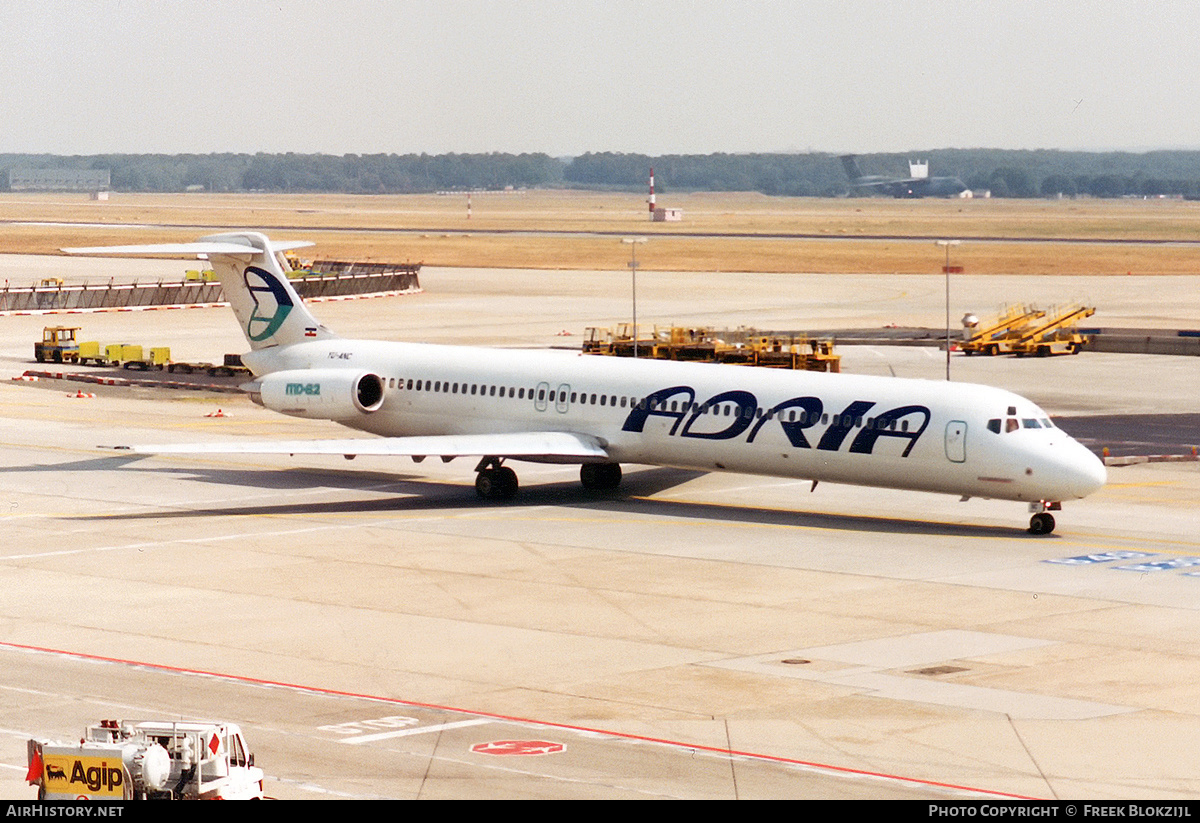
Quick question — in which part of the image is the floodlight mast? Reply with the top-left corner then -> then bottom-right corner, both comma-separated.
622,237 -> 647,358
936,240 -> 962,380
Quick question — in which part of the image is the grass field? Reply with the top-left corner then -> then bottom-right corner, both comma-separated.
1,191 -> 1198,275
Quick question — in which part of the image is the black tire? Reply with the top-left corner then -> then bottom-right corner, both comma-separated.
496,466 -> 518,499
1028,512 -> 1056,535
476,467 -> 519,501
475,470 -> 498,499
581,463 -> 622,491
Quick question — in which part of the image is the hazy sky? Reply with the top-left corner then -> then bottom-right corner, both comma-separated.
4,0 -> 1199,156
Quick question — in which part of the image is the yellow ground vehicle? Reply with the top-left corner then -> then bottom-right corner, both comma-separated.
583,325 -> 840,371
960,305 -> 1045,356
1009,305 -> 1095,357
75,342 -> 172,369
34,326 -> 81,363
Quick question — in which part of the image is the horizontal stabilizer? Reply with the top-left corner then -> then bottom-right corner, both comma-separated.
62,240 -> 314,256
105,431 -> 610,462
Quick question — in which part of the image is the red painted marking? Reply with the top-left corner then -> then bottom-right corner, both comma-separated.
471,740 -> 564,756
0,642 -> 1032,799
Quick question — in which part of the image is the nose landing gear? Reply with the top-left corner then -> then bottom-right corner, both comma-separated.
1028,512 -> 1055,534
1028,500 -> 1062,535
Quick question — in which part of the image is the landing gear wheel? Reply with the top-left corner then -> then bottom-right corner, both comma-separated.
580,463 -> 622,492
496,466 -> 518,497
475,466 -> 518,501
1028,512 -> 1056,535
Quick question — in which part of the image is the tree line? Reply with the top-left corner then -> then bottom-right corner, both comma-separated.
6,149 -> 1200,198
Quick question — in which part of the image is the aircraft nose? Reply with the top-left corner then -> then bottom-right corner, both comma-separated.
1067,444 -> 1107,498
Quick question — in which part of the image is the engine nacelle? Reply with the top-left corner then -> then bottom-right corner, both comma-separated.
251,369 -> 385,419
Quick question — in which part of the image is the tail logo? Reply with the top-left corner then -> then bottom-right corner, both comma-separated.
244,266 -> 294,342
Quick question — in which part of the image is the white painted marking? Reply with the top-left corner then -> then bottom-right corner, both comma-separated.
341,718 -> 491,744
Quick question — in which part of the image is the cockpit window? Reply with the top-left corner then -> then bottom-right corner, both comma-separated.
1042,418 -> 1054,428
987,419 -> 1001,434
1022,419 -> 1042,428
1005,418 -> 1019,433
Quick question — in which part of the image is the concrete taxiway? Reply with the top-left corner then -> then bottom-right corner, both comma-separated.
0,260 -> 1198,799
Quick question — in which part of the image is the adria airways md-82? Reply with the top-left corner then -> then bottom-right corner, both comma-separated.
66,233 -> 1105,534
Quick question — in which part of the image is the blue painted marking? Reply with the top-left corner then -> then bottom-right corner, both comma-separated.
1113,557 -> 1200,573
1045,551 -> 1152,566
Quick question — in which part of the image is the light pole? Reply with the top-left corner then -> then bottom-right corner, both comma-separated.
622,238 -> 647,357
936,240 -> 962,381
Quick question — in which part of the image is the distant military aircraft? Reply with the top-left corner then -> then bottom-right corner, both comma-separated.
841,155 -> 968,198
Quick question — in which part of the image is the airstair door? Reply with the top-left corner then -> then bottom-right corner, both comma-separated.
945,420 -> 967,463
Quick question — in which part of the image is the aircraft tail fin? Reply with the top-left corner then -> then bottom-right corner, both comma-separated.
64,232 -> 337,351
197,232 -> 335,350
840,154 -> 864,182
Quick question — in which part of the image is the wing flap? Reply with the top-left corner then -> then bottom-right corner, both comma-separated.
107,431 -> 609,462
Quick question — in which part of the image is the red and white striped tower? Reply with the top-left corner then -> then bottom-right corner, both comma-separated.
648,167 -> 655,219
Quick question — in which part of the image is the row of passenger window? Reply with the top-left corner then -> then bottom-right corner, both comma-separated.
384,377 -> 638,407
382,376 -> 912,430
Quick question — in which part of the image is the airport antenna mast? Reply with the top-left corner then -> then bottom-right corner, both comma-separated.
648,167 -> 655,220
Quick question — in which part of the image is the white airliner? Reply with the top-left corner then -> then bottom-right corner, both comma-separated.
66,232 -> 1105,535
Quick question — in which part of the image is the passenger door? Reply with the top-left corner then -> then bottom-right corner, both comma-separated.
945,420 -> 967,463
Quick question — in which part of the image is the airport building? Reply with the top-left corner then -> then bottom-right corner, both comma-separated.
7,167 -> 110,193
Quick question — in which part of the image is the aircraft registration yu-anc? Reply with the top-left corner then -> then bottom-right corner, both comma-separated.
66,233 -> 1104,534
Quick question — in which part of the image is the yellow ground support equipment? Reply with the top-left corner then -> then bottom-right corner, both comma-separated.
1008,304 -> 1096,356
960,304 -> 1046,356
100,344 -> 172,369
583,325 -> 840,372
34,326 -> 81,363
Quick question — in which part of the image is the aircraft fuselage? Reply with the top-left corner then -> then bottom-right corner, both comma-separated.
248,338 -> 1106,504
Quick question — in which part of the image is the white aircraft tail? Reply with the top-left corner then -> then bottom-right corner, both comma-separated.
65,231 -> 336,350
197,232 -> 334,350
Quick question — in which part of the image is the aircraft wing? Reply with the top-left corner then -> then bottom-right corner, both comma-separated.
106,431 -> 610,463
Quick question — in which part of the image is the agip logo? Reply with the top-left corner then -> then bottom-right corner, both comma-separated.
44,755 -> 125,798
244,265 -> 294,342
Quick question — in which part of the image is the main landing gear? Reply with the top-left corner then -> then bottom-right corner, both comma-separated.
473,459 -> 624,501
474,457 -> 518,501
580,462 -> 622,492
1028,500 -> 1062,535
